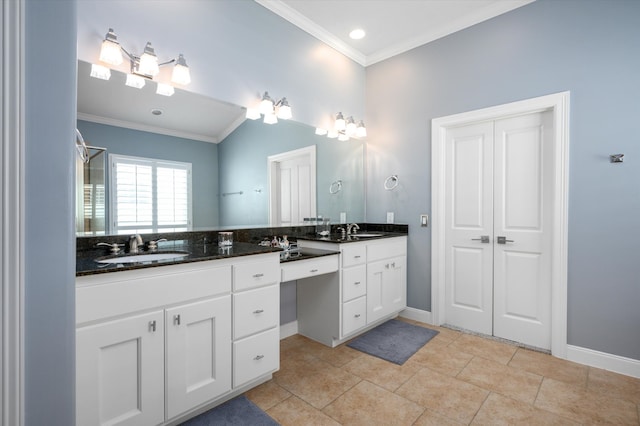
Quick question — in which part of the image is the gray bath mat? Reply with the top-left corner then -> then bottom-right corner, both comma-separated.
179,395 -> 279,426
347,319 -> 439,365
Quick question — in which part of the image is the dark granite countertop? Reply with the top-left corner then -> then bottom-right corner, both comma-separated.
296,231 -> 408,243
76,223 -> 408,277
76,241 -> 282,277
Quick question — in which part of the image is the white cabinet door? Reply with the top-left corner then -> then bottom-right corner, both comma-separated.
166,296 -> 232,420
76,311 -> 164,426
367,256 -> 407,324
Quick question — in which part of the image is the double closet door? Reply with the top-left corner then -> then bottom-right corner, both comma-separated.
444,111 -> 553,350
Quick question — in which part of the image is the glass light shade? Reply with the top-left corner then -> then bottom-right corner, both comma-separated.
156,83 -> 175,96
346,116 -> 357,136
327,130 -> 339,139
263,112 -> 278,124
99,29 -> 123,65
125,73 -> 146,89
334,112 -> 346,131
171,54 -> 191,85
315,128 -> 328,136
259,92 -> 274,115
138,42 -> 159,76
356,121 -> 367,138
338,133 -> 350,141
90,64 -> 111,80
245,108 -> 261,120
277,104 -> 292,120
100,40 -> 123,66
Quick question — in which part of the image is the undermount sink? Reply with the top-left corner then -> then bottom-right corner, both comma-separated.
96,251 -> 189,264
353,233 -> 384,238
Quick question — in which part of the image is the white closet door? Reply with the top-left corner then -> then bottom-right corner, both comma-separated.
493,111 -> 553,349
444,111 -> 553,350
444,121 -> 494,335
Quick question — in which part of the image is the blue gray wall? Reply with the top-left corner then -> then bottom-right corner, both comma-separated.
218,118 -> 365,226
76,120 -> 220,230
365,0 -> 640,360
25,0 -> 76,424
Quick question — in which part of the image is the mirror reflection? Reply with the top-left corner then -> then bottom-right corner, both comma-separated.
76,60 -> 365,236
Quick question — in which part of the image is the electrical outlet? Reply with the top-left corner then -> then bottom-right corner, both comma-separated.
340,212 -> 346,223
386,212 -> 394,224
420,214 -> 429,227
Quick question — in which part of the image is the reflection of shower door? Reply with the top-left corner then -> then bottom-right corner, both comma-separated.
268,146 -> 316,226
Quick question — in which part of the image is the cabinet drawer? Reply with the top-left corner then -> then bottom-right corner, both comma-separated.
233,285 -> 279,339
342,296 -> 366,336
367,237 -> 407,262
233,260 -> 280,291
233,327 -> 279,388
342,265 -> 366,302
342,245 -> 366,267
281,255 -> 339,282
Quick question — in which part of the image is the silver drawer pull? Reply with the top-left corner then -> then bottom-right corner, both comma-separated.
149,320 -> 157,332
354,255 -> 361,259
253,309 -> 264,314
497,236 -> 514,244
173,314 -> 181,326
310,269 -> 318,273
471,235 -> 490,243
254,355 -> 264,361
253,273 -> 264,278
354,314 -> 361,318
354,281 -> 361,285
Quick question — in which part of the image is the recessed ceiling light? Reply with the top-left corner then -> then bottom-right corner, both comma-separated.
349,29 -> 366,40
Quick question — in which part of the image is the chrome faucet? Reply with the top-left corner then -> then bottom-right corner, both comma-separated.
129,234 -> 143,253
347,223 -> 360,235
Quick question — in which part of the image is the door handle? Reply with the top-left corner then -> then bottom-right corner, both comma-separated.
471,235 -> 490,243
497,236 -> 514,244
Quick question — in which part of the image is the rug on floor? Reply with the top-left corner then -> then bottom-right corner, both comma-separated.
179,395 -> 279,426
347,319 -> 439,365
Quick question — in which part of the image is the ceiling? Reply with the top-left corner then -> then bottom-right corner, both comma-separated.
77,0 -> 535,143
256,0 -> 535,66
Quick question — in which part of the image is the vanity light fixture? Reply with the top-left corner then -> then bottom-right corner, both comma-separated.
246,91 -> 293,124
93,27 -> 192,96
156,83 -> 175,97
90,64 -> 111,80
316,112 -> 367,141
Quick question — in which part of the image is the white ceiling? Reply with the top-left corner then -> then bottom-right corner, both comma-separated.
77,0 -> 535,142
256,0 -> 535,66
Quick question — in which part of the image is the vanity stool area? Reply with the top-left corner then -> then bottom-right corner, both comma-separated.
75,226 -> 407,425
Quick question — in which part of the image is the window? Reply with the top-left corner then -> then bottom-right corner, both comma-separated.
109,154 -> 192,234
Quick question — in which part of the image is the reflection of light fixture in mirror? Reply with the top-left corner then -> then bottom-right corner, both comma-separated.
156,83 -> 175,97
335,112 -> 346,131
125,73 -> 146,89
90,64 -> 111,80
316,112 -> 367,141
246,91 -> 293,124
93,27 -> 191,93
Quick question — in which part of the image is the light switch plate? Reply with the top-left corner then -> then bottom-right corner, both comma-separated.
340,212 -> 346,223
387,212 -> 394,224
420,214 -> 429,227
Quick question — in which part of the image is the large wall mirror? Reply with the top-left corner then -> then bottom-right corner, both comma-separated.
76,60 -> 365,236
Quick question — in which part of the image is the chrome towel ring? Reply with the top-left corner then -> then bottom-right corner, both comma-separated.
329,180 -> 343,194
384,174 -> 399,190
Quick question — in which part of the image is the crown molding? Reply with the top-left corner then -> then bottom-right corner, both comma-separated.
254,0 -> 367,66
77,112 -> 219,144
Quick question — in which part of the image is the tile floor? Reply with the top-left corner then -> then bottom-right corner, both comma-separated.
245,318 -> 640,425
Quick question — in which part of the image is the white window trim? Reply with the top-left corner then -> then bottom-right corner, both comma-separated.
108,154 -> 193,234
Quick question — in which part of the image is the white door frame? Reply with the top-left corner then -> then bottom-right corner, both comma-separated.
431,92 -> 570,358
267,145 -> 317,225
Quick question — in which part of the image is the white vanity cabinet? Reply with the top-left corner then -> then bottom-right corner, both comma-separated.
297,236 -> 407,347
76,252 -> 280,426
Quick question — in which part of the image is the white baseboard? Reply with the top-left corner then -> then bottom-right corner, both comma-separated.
567,344 -> 640,379
399,307 -> 433,325
280,320 -> 298,339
